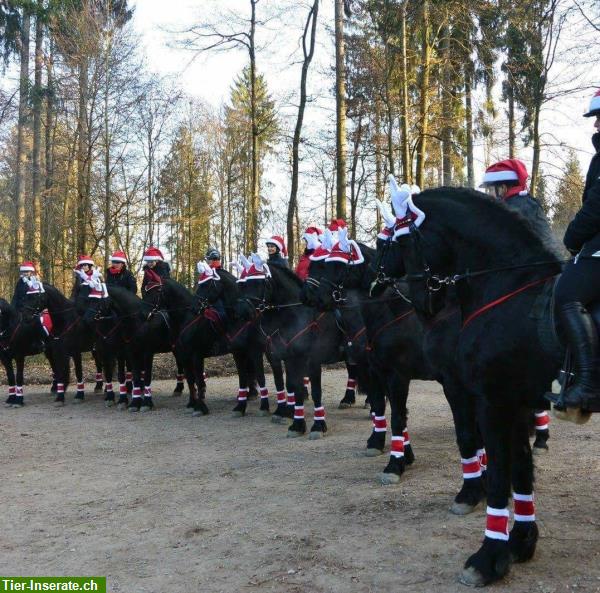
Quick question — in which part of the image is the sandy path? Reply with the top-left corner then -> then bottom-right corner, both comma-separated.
1,370 -> 599,593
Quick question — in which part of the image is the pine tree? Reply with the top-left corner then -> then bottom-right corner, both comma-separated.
553,151 -> 585,233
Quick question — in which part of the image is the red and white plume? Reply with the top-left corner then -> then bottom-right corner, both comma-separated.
326,227 -> 365,265
310,228 -> 335,261
388,174 -> 425,239
197,260 -> 220,284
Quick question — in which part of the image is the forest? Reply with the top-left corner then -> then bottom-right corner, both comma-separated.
0,0 -> 598,293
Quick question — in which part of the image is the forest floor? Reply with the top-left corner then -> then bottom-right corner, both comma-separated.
1,369 -> 599,593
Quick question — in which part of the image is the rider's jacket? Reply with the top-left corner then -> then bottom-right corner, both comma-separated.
295,249 -> 314,280
106,266 -> 137,294
141,261 -> 171,293
267,252 -> 289,269
564,132 -> 600,257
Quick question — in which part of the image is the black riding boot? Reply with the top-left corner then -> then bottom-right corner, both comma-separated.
559,302 -> 600,411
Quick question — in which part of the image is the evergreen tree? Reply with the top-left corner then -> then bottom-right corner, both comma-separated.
553,151 -> 585,233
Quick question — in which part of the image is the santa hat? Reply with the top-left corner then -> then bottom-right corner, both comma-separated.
197,261 -> 220,285
20,261 -> 36,273
328,218 -> 347,232
584,89 -> 600,117
110,251 -> 128,264
24,276 -> 45,294
143,246 -> 164,262
302,226 -> 323,251
480,159 -> 529,199
77,255 -> 94,267
326,228 -> 365,265
266,236 -> 287,258
310,228 -> 335,261
376,175 -> 425,240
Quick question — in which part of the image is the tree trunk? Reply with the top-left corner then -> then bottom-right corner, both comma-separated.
43,40 -> 55,279
464,63 -> 474,188
508,83 -> 515,158
15,8 -> 31,277
246,0 -> 259,253
440,23 -> 452,186
399,1 -> 411,183
415,0 -> 431,189
374,96 -> 383,203
334,0 -> 347,219
287,0 -> 319,264
531,102 -> 541,193
349,115 -> 363,236
32,7 -> 43,261
76,57 -> 90,256
103,24 -> 113,270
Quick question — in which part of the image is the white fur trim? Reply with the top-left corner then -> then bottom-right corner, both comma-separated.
19,265 -> 35,272
77,258 -> 94,266
266,237 -> 284,252
481,170 -> 519,185
392,197 -> 426,239
142,255 -> 163,262
110,256 -> 127,264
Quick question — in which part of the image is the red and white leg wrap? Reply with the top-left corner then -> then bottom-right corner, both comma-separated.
477,448 -> 488,472
390,435 -> 405,458
303,377 -> 310,388
144,386 -> 152,397
132,386 -> 142,399
176,374 -> 184,384
461,456 -> 482,479
237,387 -> 249,402
485,506 -> 510,541
76,382 -> 85,393
403,428 -> 410,446
126,372 -> 133,382
56,383 -> 64,395
346,378 -> 357,392
16,386 -> 24,396
203,371 -> 207,381
373,415 -> 387,433
119,383 -> 127,395
276,390 -> 286,405
513,492 -> 535,522
259,386 -> 269,400
95,372 -> 103,382
286,392 -> 296,407
535,411 -> 549,431
294,405 -> 305,420
314,406 -> 326,421
8,386 -> 16,396
105,382 -> 113,392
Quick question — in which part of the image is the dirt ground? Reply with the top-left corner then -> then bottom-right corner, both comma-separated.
1,369 -> 599,593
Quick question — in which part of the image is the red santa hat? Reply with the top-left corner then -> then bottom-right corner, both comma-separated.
326,228 -> 365,265
110,250 -> 128,264
76,255 -> 94,267
266,236 -> 287,257
328,218 -> 347,232
584,88 -> 600,117
309,228 -> 335,261
480,159 -> 529,199
302,226 -> 323,240
143,246 -> 164,262
20,261 -> 36,273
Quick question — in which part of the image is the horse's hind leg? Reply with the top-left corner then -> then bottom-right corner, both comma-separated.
270,355 -> 287,420
191,355 -> 209,416
255,353 -> 271,416
73,353 -> 85,403
103,353 -> 116,407
339,361 -> 357,408
4,358 -> 17,407
172,350 -> 185,396
93,349 -> 104,393
287,357 -> 307,437
532,406 -> 550,454
231,351 -> 250,417
140,353 -> 154,412
444,377 -> 487,515
116,355 -> 128,409
308,361 -> 327,438
509,407 -> 538,564
365,371 -> 387,457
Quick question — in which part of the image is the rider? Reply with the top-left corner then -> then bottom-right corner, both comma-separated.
205,247 -> 222,270
552,89 -> 600,411
11,261 -> 40,311
71,255 -> 96,301
295,227 -> 323,280
105,250 -> 137,294
265,236 -> 289,269
480,158 -> 562,256
141,246 -> 170,292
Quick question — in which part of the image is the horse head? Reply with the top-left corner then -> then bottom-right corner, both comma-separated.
234,254 -> 272,321
194,261 -> 224,313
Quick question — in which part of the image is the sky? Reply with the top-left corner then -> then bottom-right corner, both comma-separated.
130,0 -> 599,240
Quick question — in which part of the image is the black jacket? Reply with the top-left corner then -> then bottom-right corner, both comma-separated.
267,253 -> 289,269
105,267 -> 137,294
141,260 -> 171,291
563,132 -> 600,256
503,191 -> 563,256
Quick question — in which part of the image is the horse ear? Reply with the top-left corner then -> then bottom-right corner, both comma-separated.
411,184 -> 421,194
390,179 -> 411,219
251,252 -> 263,270
338,227 -> 351,252
376,199 -> 396,228
322,228 -> 334,250
240,254 -> 252,270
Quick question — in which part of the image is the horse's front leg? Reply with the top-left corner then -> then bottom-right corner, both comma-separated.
308,360 -> 327,439
254,352 -> 271,417
52,344 -> 68,407
269,354 -> 288,421
231,350 -> 251,417
128,352 -> 144,413
103,351 -> 116,407
116,354 -> 128,409
73,352 -> 85,403
13,354 -> 26,407
339,361 -> 358,408
191,355 -> 209,416
172,350 -> 185,396
3,356 -> 17,407
287,357 -> 307,437
140,353 -> 154,412
93,349 -> 104,394
460,401 -> 513,587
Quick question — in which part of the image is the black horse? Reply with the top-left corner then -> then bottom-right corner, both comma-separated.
304,245 -> 488,514
376,186 -> 566,586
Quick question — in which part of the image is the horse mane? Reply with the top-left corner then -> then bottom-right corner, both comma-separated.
107,286 -> 143,315
164,278 -> 193,304
413,187 -> 560,263
42,283 -> 73,307
269,265 -> 304,288
0,298 -> 16,316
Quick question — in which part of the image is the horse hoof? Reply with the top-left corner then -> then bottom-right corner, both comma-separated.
140,406 -> 153,413
54,401 -> 64,408
128,406 -> 139,413
231,410 -> 245,418
10,403 -> 24,409
73,398 -> 84,405
365,448 -> 384,457
191,410 -> 207,417
286,429 -> 304,438
308,431 -> 324,440
532,446 -> 548,456
105,400 -> 114,408
117,403 -> 128,411
271,415 -> 287,424
378,472 -> 400,485
553,406 -> 592,425
338,402 -> 353,409
450,501 -> 480,516
256,409 -> 270,417
458,566 -> 486,587
172,390 -> 182,397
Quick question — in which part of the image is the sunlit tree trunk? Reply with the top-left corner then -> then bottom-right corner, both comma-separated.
334,0 -> 347,220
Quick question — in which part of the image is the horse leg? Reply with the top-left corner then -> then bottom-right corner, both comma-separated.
128,354 -> 144,413
3,357 -> 17,407
339,361 -> 357,408
52,346 -> 68,407
73,352 -> 85,403
173,351 -> 185,396
103,353 -> 116,407
378,373 -> 410,485
508,407 -> 539,564
117,355 -> 128,409
460,402 -> 513,587
443,377 -> 487,515
255,353 -> 271,417
270,355 -> 287,421
365,371 -> 387,457
125,356 -> 133,394
308,361 -> 327,439
532,406 -> 550,454
140,353 -> 154,412
12,355 -> 26,408
45,348 -> 57,393
287,357 -> 307,437
93,349 -> 104,394
231,351 -> 250,417
191,356 -> 209,416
